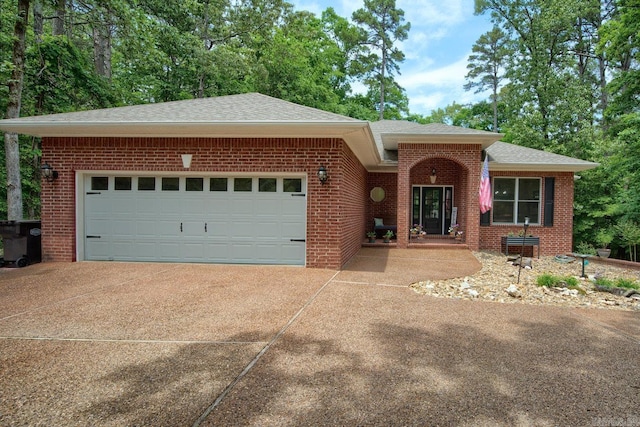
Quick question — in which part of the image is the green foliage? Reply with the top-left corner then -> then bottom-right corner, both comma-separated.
536,273 -> 581,291
574,242 -> 596,256
595,276 -> 640,291
352,0 -> 410,119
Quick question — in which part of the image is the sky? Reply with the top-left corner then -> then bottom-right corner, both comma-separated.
288,0 -> 495,116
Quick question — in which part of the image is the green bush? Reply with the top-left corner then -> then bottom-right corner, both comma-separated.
594,277 -> 614,289
537,273 -> 558,287
536,274 -> 583,294
614,278 -> 639,290
595,277 -> 640,290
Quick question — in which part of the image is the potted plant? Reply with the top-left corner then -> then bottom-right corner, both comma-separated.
448,224 -> 459,238
595,228 -> 614,258
366,231 -> 377,243
383,230 -> 394,243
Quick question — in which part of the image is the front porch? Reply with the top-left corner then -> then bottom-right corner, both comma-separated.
362,235 -> 469,250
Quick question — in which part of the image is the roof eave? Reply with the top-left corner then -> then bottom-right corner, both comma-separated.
488,162 -> 600,173
0,121 -> 367,138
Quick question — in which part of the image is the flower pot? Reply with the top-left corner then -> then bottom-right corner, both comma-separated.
383,238 -> 390,243
368,238 -> 376,243
597,248 -> 611,258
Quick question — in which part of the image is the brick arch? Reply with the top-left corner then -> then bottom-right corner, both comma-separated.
396,143 -> 483,250
407,154 -> 471,173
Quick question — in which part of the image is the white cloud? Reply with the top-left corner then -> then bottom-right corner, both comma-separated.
398,0 -> 466,27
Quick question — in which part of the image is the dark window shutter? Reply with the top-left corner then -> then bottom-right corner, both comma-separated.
480,210 -> 490,226
544,177 -> 555,227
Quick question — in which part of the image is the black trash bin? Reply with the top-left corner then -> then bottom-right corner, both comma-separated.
0,220 -> 42,267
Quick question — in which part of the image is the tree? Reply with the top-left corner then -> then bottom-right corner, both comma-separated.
4,0 -> 30,220
464,26 -> 509,131
352,0 -> 410,120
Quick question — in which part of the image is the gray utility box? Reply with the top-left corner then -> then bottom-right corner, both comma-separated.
0,220 -> 42,267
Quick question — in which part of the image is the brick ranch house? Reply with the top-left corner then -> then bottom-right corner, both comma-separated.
0,93 -> 597,269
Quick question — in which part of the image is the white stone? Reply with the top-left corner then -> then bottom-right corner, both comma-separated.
467,289 -> 479,298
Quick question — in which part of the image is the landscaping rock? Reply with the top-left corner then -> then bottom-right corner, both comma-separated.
411,251 -> 640,311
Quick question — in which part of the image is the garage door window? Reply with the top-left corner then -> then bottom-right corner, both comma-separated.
259,178 -> 277,192
138,177 -> 155,191
210,178 -> 228,191
186,177 -> 203,191
234,178 -> 252,192
283,178 -> 302,193
92,177 -> 109,191
162,177 -> 180,191
115,177 -> 132,191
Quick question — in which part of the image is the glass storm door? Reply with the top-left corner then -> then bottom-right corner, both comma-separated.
412,186 -> 453,235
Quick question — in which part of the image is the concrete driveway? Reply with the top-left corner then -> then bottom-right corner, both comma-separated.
1,249 -> 638,426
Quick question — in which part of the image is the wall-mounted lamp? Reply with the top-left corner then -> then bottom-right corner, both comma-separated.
41,163 -> 58,182
317,165 -> 328,185
430,168 -> 437,184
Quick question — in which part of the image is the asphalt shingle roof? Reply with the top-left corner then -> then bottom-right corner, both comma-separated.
485,141 -> 598,171
0,94 -> 598,172
5,93 -> 360,124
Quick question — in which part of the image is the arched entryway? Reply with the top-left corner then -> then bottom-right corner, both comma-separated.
409,157 -> 469,236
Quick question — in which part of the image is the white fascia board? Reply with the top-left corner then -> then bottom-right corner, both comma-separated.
488,162 -> 600,173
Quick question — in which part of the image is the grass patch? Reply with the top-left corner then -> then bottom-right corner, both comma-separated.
537,273 -> 579,288
537,273 -> 585,294
595,277 -> 640,290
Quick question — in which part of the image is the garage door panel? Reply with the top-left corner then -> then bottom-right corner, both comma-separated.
85,175 -> 306,265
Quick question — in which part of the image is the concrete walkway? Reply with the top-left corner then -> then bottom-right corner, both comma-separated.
0,249 -> 638,426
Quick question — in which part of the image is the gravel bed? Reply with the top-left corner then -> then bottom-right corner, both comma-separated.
411,251 -> 640,311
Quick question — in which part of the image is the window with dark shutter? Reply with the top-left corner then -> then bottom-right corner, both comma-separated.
544,177 -> 555,227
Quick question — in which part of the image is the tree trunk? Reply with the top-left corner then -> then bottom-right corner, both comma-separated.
4,0 -> 30,221
53,0 -> 65,36
33,0 -> 43,42
93,23 -> 112,79
379,48 -> 386,120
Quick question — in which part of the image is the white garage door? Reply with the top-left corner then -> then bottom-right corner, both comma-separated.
83,175 -> 306,265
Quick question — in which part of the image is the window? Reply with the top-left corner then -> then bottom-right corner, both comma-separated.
210,178 -> 228,192
138,177 -> 156,191
492,178 -> 541,224
259,178 -> 277,192
162,177 -> 180,191
114,177 -> 132,191
283,178 -> 302,193
186,177 -> 203,191
91,177 -> 108,191
234,178 -> 252,192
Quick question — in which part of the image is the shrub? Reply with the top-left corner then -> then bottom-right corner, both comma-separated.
594,277 -> 614,289
614,278 -> 639,290
537,273 -> 558,287
536,274 -> 583,293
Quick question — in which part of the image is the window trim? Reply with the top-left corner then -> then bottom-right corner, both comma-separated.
491,177 -> 542,225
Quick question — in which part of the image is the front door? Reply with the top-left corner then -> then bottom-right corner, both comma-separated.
412,186 -> 453,235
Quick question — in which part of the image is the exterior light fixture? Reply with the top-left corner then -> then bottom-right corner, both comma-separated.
41,163 -> 58,182
317,166 -> 328,184
430,168 -> 437,184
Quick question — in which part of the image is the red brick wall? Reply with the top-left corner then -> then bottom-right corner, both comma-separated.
479,171 -> 574,256
41,137 -> 364,269
337,144 -> 368,267
366,173 -> 398,231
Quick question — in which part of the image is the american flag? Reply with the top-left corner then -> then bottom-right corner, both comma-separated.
479,156 -> 492,214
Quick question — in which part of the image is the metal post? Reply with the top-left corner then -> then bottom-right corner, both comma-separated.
517,217 -> 530,284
